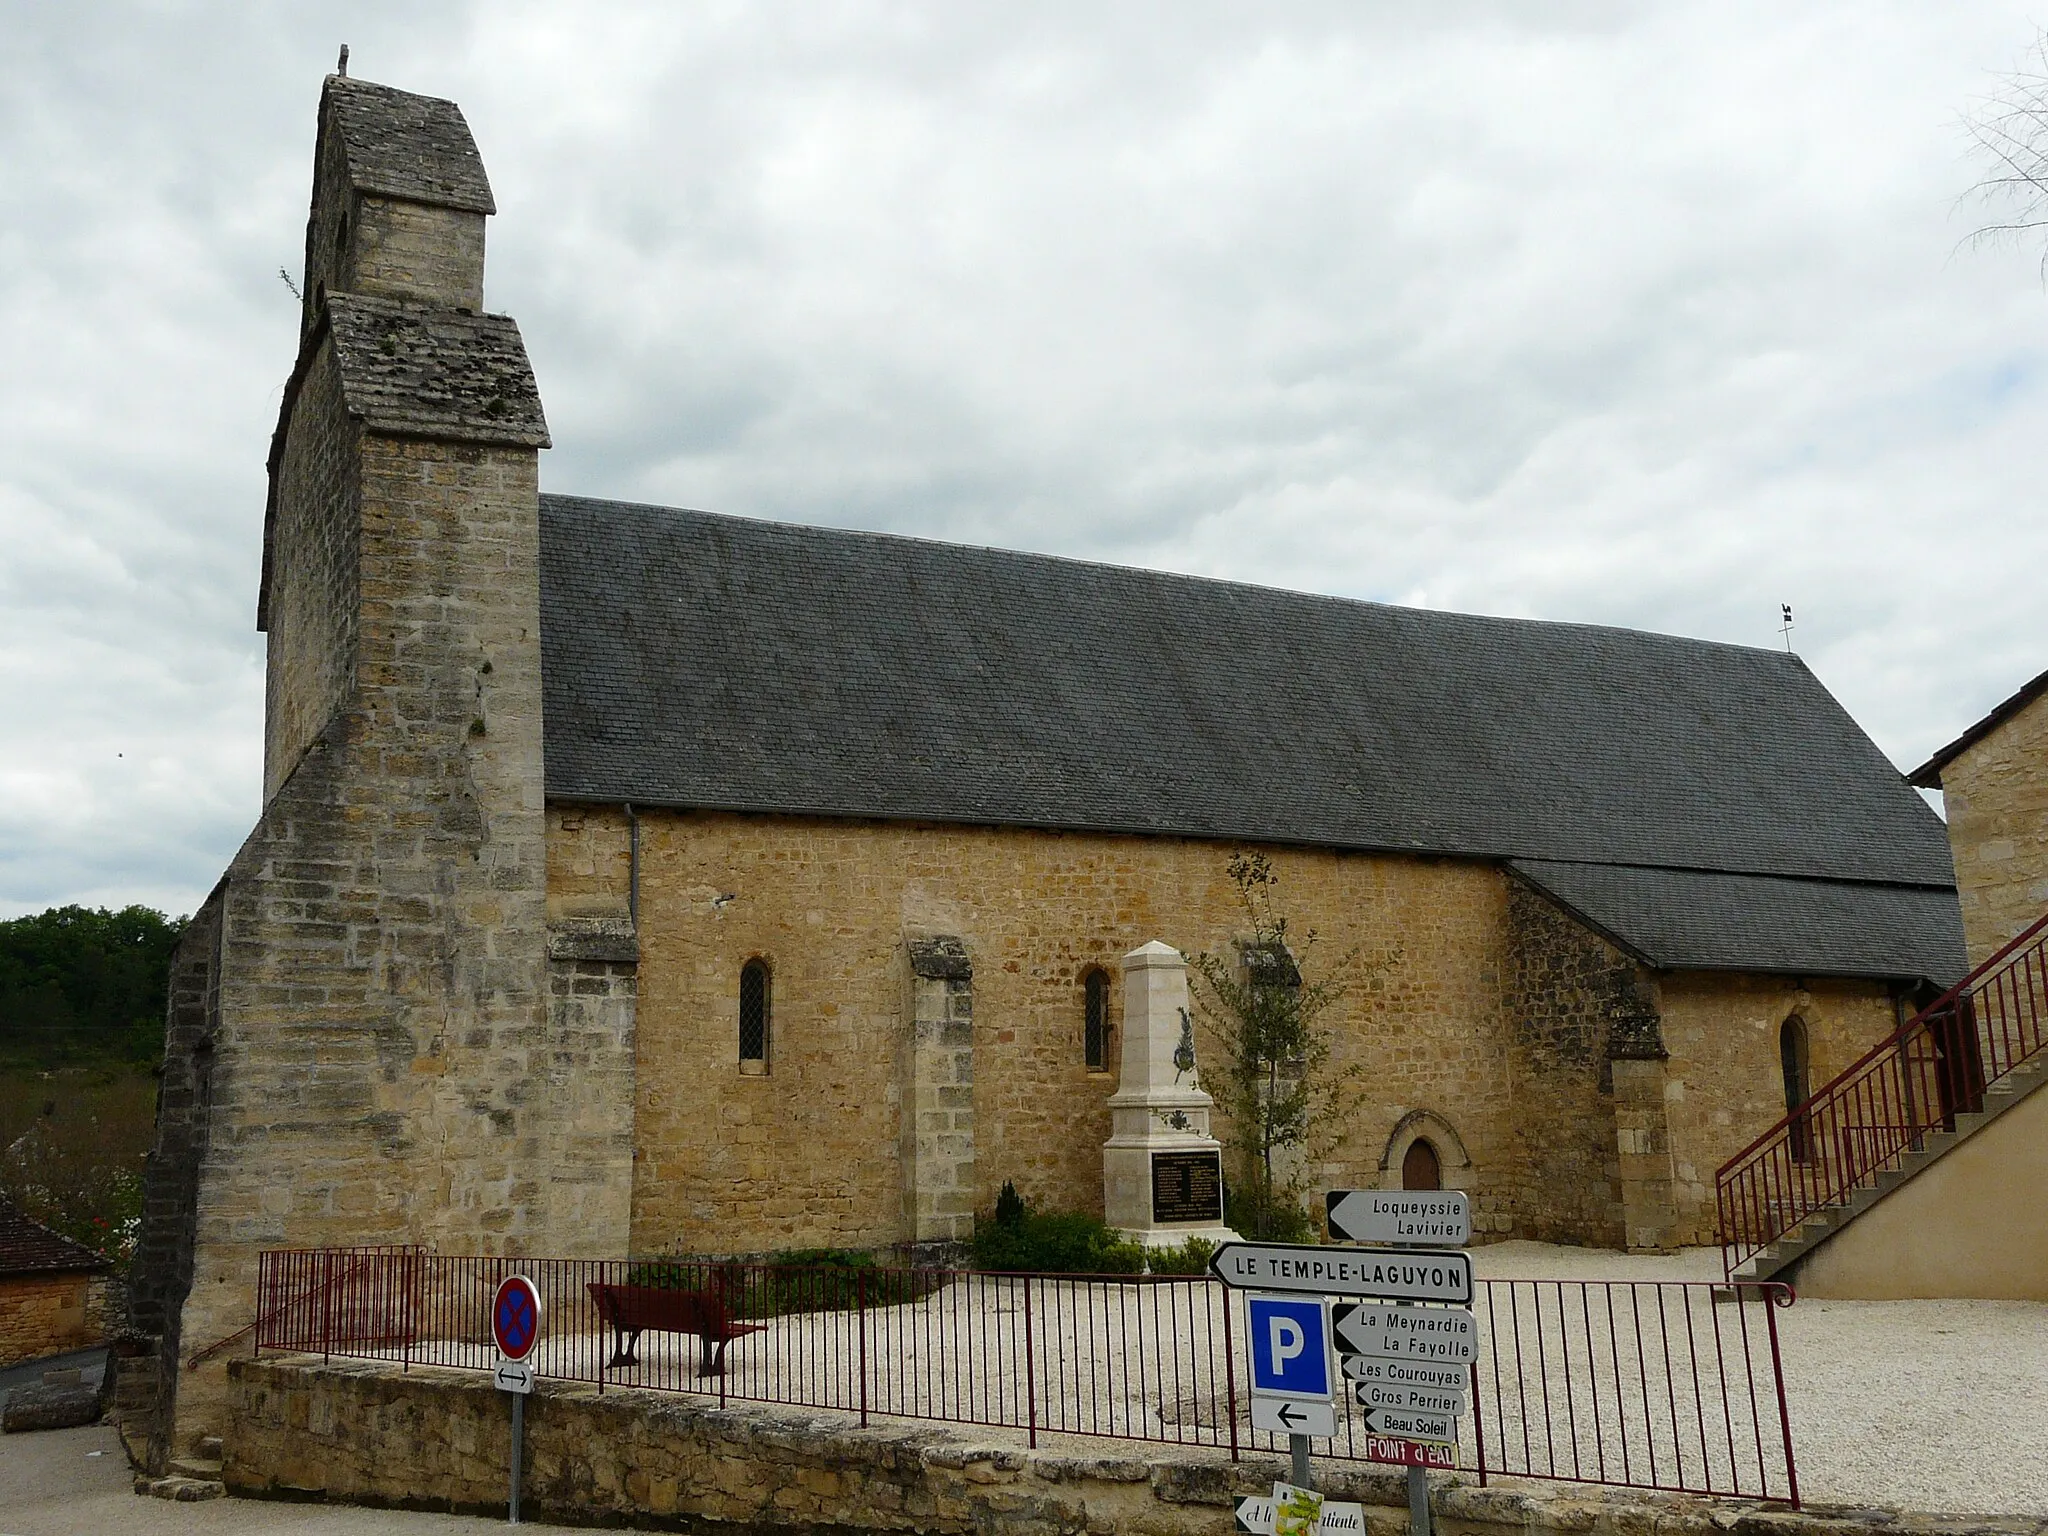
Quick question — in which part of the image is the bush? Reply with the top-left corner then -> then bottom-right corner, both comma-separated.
1144,1234 -> 1217,1275
625,1247 -> 943,1317
971,1189 -> 1145,1274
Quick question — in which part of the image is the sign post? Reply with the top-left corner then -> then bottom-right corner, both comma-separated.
1243,1293 -> 1337,1487
491,1275 -> 542,1525
1321,1190 -> 1474,1536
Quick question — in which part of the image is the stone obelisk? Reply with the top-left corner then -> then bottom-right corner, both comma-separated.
1103,941 -> 1239,1249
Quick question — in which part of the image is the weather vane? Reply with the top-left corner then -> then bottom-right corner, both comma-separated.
1779,603 -> 1794,653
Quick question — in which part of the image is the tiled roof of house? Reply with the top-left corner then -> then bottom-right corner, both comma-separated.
1908,663 -> 2048,789
0,1202 -> 105,1278
538,495 -> 1962,983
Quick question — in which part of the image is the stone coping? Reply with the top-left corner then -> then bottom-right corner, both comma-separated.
223,1358 -> 2043,1536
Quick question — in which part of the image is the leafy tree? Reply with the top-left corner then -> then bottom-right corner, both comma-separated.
1189,853 -> 1398,1241
0,904 -> 185,1068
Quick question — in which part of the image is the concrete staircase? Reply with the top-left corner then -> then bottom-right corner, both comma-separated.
1731,1053 -> 2048,1284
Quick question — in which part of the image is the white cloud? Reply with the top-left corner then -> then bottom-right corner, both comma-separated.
1,1 -> 2043,916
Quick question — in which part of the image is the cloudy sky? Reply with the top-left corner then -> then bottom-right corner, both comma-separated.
3,2 -> 2046,920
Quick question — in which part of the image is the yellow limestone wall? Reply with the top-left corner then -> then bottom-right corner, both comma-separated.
550,807 -> 1906,1259
1792,1077 -> 2048,1300
1657,976 -> 1898,1248
1938,689 -> 2048,968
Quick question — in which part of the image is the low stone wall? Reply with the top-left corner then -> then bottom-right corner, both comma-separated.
225,1358 -> 2044,1536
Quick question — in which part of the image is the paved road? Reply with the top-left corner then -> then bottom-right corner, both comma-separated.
0,1423 -> 586,1536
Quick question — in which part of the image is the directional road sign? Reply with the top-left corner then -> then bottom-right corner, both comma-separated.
1250,1396 -> 1338,1437
493,1358 -> 534,1395
1325,1189 -> 1471,1248
1332,1300 -> 1477,1363
1245,1294 -> 1334,1402
1353,1379 -> 1466,1418
1210,1243 -> 1472,1303
1340,1354 -> 1468,1391
492,1275 -> 542,1362
1355,1403 -> 1458,1446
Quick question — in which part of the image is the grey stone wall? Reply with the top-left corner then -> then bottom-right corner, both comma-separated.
1499,878 -> 1667,1248
140,72 -> 633,1458
261,341 -> 360,798
900,936 -> 976,1250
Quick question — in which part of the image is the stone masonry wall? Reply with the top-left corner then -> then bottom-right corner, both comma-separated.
1498,881 -> 1641,1248
612,813 -> 1514,1255
603,809 -> 1906,1260
1938,689 -> 2048,968
0,1272 -> 95,1368
161,423 -> 633,1458
350,196 -> 486,312
1657,975 -> 1896,1248
225,1357 -> 2028,1536
262,342 -> 360,798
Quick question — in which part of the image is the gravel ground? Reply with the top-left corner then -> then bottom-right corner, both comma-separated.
1473,1242 -> 2048,1516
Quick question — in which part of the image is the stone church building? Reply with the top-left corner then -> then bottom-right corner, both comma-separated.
129,72 -> 1964,1455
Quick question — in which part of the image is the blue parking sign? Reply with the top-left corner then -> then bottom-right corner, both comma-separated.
1246,1293 -> 1332,1399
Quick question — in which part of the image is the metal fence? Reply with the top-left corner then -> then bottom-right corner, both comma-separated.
253,1248 -> 1798,1503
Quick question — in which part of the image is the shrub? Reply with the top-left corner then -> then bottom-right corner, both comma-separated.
971,1192 -> 1145,1274
1144,1234 -> 1217,1275
626,1247 -> 943,1317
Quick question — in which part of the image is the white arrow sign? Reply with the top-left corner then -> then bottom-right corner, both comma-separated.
493,1357 -> 534,1395
1210,1243 -> 1472,1302
1353,1379 -> 1467,1418
1250,1395 -> 1339,1437
1340,1355 -> 1469,1391
1357,1403 -> 1458,1445
1332,1301 -> 1478,1362
1325,1190 -> 1471,1247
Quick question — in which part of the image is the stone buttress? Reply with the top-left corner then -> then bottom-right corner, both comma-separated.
124,74 -> 636,1465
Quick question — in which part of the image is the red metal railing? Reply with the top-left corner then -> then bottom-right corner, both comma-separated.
1717,910 -> 2048,1278
254,1249 -> 1799,1502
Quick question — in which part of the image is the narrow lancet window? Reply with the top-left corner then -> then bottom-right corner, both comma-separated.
1084,968 -> 1112,1071
740,959 -> 771,1074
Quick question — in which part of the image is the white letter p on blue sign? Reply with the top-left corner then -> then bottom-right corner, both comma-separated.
1247,1294 -> 1331,1399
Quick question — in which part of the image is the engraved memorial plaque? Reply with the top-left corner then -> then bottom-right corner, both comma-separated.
1151,1149 -> 1223,1223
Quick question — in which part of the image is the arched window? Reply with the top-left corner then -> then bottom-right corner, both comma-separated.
1780,1015 -> 1810,1162
1083,968 -> 1112,1071
739,959 -> 771,1075
1401,1138 -> 1442,1191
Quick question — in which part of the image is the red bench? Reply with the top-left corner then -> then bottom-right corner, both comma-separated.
586,1282 -> 766,1377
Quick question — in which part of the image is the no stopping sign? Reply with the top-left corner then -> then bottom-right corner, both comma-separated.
492,1275 -> 542,1362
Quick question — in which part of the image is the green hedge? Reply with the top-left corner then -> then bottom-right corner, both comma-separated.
624,1248 -> 943,1318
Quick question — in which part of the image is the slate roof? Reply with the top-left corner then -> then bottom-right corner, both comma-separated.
538,496 -> 1962,982
1509,861 -> 1965,985
325,295 -> 550,449
322,76 -> 495,214
1908,663 -> 2048,789
0,1201 -> 105,1278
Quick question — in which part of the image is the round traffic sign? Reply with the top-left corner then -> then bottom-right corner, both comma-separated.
492,1275 -> 542,1361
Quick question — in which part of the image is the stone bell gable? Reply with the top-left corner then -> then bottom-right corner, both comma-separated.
128,73 -> 634,1467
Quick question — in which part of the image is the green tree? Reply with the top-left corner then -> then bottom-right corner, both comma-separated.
0,904 -> 185,1069
1189,853 -> 1397,1241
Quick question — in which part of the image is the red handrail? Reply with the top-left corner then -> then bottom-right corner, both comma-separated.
1716,909 -> 2048,1277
